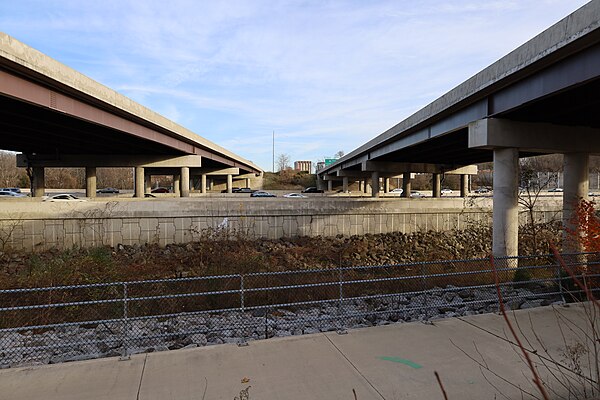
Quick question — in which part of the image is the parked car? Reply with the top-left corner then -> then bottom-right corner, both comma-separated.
389,188 -> 403,195
43,194 -> 87,202
301,187 -> 324,193
441,188 -> 453,195
283,193 -> 307,198
222,187 -> 240,193
0,190 -> 25,197
250,191 -> 277,198
410,191 -> 426,198
548,187 -> 563,192
96,187 -> 119,194
151,187 -> 170,193
474,187 -> 490,194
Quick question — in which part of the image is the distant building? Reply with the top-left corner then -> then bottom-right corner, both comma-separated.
316,161 -> 325,172
294,160 -> 312,173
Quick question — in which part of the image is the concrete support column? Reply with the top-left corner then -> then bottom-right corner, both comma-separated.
85,167 -> 96,198
134,167 -> 145,198
209,179 -> 214,190
32,167 -> 45,197
342,177 -> 349,193
173,175 -> 181,196
363,179 -> 368,194
383,178 -> 389,193
402,172 -> 411,198
371,171 -> 380,198
180,167 -> 190,197
563,153 -> 589,251
460,174 -> 469,198
144,174 -> 151,194
358,180 -> 363,191
316,175 -> 325,191
226,174 -> 233,193
432,173 -> 441,198
492,148 -> 519,258
201,174 -> 207,194
245,178 -> 251,188
327,180 -> 333,191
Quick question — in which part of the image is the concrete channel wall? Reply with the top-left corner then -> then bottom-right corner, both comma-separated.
0,197 -> 561,251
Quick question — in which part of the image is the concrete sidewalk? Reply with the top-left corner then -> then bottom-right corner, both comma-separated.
0,304 -> 594,400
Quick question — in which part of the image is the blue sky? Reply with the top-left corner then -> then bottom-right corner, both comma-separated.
0,1 -> 590,171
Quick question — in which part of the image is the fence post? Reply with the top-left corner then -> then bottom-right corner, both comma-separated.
238,274 -> 249,346
554,255 -> 566,303
240,274 -> 245,313
120,282 -> 130,360
337,266 -> 347,334
421,263 -> 430,322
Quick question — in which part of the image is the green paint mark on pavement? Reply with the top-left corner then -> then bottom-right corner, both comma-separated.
378,356 -> 423,369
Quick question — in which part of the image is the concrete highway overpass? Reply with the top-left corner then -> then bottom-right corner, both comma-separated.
0,33 -> 262,198
318,1 -> 600,257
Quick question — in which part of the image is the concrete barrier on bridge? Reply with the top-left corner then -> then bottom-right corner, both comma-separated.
0,198 -> 561,251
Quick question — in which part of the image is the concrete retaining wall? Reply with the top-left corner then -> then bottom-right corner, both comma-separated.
0,198 -> 561,251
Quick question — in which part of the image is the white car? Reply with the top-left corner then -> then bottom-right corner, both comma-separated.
389,188 -> 404,195
0,190 -> 26,197
43,194 -> 87,202
548,187 -> 563,192
283,193 -> 307,198
410,191 -> 426,198
441,188 -> 453,195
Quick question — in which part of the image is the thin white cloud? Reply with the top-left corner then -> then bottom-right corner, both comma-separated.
0,0 -> 590,170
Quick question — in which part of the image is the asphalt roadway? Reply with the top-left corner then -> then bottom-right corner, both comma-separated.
0,303 -> 594,400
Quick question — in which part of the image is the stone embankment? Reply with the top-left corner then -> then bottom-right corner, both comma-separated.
0,284 -> 562,368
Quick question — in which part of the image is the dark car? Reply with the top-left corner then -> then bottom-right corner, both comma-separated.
301,187 -> 324,193
151,187 -> 170,193
232,187 -> 257,193
250,191 -> 277,198
96,187 -> 119,194
222,187 -> 240,193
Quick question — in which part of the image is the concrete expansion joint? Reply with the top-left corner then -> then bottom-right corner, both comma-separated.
136,354 -> 148,400
325,334 -> 387,400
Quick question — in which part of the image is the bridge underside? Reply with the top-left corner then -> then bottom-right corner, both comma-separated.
0,55 -> 261,198
319,7 -> 600,257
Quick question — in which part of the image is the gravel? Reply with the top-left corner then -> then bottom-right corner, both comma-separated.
0,284 -> 562,368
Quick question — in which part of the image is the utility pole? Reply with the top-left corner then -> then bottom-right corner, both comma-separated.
272,130 -> 275,172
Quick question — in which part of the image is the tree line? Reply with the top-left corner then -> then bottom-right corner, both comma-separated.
0,151 -> 133,189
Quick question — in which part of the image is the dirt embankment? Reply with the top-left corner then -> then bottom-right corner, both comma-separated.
0,222 -> 561,289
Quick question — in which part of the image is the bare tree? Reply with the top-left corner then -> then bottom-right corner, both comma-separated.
97,167 -> 133,189
334,150 -> 345,159
518,156 -> 560,253
475,162 -> 493,189
0,151 -> 27,187
276,154 -> 291,172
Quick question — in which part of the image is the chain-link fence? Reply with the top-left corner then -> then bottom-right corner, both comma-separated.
1,252 -> 599,367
